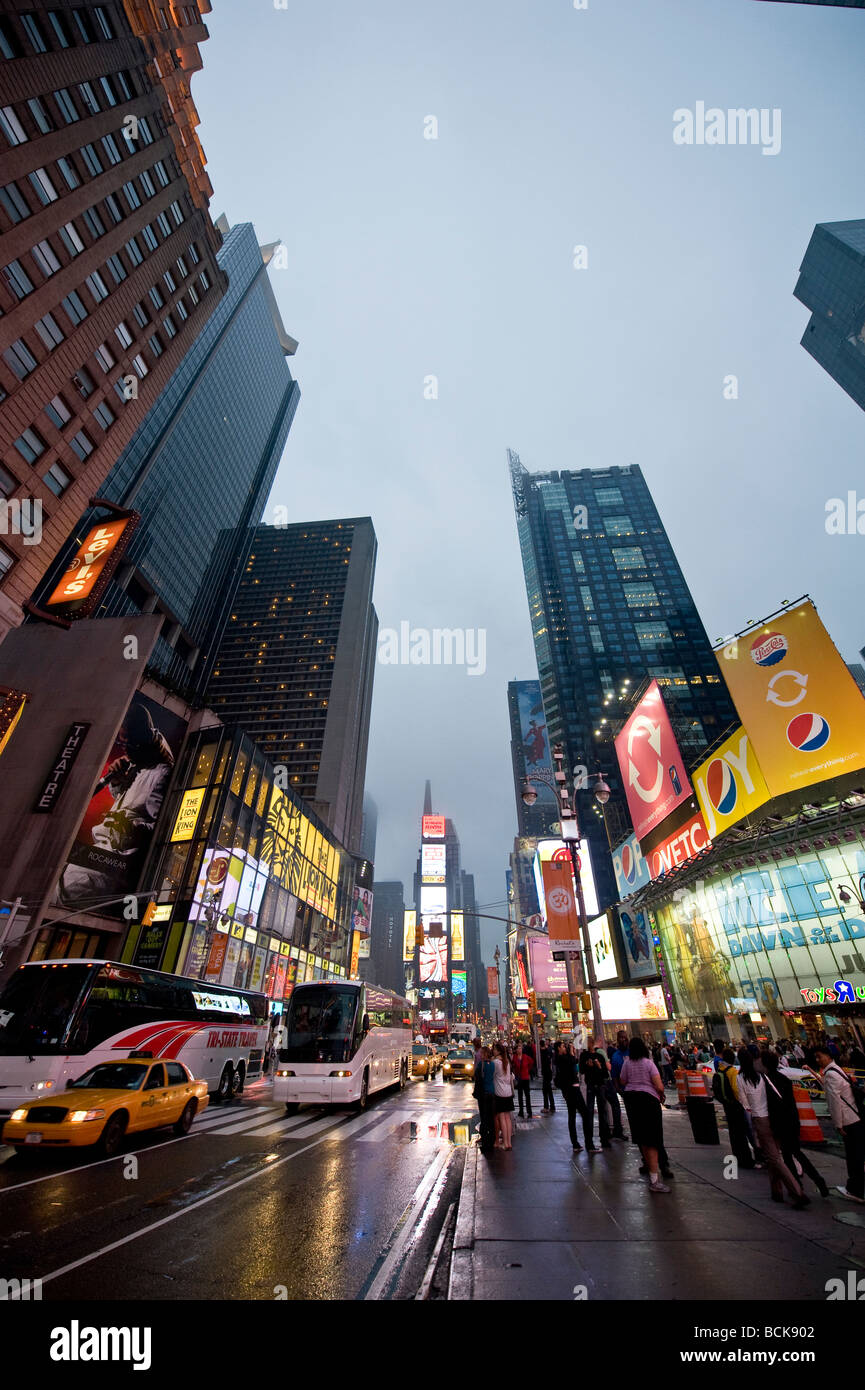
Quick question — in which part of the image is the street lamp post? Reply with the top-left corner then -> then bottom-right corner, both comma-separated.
493,944 -> 501,1030
522,745 -> 604,1041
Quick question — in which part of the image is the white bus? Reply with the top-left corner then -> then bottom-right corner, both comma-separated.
0,959 -> 270,1119
274,981 -> 412,1113
450,1023 -> 477,1046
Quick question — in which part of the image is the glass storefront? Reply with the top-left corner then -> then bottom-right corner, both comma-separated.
127,727 -> 354,1000
648,824 -> 865,1044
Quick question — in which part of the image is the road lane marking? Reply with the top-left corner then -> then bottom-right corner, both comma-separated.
203,1109 -> 310,1137
244,1111 -> 344,1139
362,1146 -> 452,1300
357,1108 -> 415,1141
193,1106 -> 283,1131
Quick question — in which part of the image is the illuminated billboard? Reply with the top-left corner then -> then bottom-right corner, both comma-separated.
45,513 -> 139,617
170,787 -> 206,842
614,680 -> 692,842
598,985 -> 668,1021
692,726 -> 770,841
514,680 -> 557,810
452,970 -> 467,1005
641,805 -> 711,881
419,933 -> 448,983
534,838 -> 598,920
422,843 -> 446,883
450,911 -> 465,961
403,910 -> 417,961
528,935 -> 570,995
420,885 -> 447,917
611,832 -> 652,900
422,814 -> 446,838
714,600 -> 865,799
587,913 -> 617,983
264,786 -> 341,920
616,906 -> 657,982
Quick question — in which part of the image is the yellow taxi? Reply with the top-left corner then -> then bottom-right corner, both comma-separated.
442,1048 -> 475,1082
1,1057 -> 209,1157
411,1043 -> 438,1080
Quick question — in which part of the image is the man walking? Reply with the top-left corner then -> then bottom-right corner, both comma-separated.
580,1037 -> 612,1150
555,1041 -> 587,1152
514,1043 -> 533,1119
539,1039 -> 556,1113
811,1045 -> 865,1203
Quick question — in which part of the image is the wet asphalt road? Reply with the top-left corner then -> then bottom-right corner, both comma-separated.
0,1073 -> 476,1301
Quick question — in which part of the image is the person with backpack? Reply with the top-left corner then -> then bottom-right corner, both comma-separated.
555,1040 -> 588,1153
712,1047 -> 759,1170
810,1045 -> 865,1203
580,1037 -> 613,1150
736,1050 -> 808,1209
761,1051 -> 829,1198
539,1039 -> 556,1113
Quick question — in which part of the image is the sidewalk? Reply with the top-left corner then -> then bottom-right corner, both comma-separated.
449,1093 -> 865,1301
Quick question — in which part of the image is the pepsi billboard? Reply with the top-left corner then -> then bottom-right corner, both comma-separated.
692,726 -> 771,840
612,832 -> 652,900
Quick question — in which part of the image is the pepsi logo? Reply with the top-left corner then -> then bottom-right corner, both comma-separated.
621,842 -> 636,884
786,712 -> 830,752
750,631 -> 788,667
706,757 -> 737,816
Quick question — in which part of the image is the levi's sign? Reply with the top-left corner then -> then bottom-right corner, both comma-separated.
33,723 -> 91,813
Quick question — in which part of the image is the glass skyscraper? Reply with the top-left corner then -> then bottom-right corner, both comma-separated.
510,449 -> 737,907
31,221 -> 300,698
795,219 -> 865,415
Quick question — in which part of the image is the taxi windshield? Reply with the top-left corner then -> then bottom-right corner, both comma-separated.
448,1049 -> 473,1060
412,1045 -> 429,1056
67,1063 -> 148,1090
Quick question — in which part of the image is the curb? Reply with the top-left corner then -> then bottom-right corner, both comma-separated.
447,1141 -> 477,1300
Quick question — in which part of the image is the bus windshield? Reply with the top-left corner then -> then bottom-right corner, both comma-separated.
279,986 -> 361,1064
0,965 -> 93,1055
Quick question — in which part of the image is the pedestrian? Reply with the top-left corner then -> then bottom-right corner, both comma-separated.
712,1047 -> 759,1170
579,1037 -> 612,1150
492,1042 -> 515,1150
606,1031 -> 630,1140
555,1040 -> 588,1152
761,1051 -> 829,1198
619,1038 -> 670,1194
809,1045 -> 865,1203
513,1042 -> 533,1119
539,1039 -> 556,1113
792,1039 -> 805,1063
849,1041 -> 865,1071
659,1042 -> 674,1089
736,1049 -> 808,1208
474,1045 -> 496,1155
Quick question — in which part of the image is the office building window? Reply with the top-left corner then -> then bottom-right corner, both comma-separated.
43,461 -> 72,496
104,193 -> 123,225
0,463 -> 17,498
101,133 -> 122,166
14,426 -> 47,464
132,300 -> 149,328
612,546 -> 645,569
31,240 -> 61,277
44,393 -> 72,429
80,143 -> 103,177
623,582 -> 659,607
603,515 -> 634,537
0,182 -> 31,224
56,155 -> 81,190
72,366 -> 95,399
594,487 -> 623,507
94,342 -> 115,371
0,105 -> 27,145
139,169 -> 155,199
21,14 -> 49,53
86,270 -> 109,303
48,12 -> 75,48
94,6 -> 115,39
77,82 -> 101,117
3,259 -> 34,299
53,88 -> 79,124
69,428 -> 94,461
635,621 -> 672,648
122,180 -> 141,211
131,353 -> 148,378
0,546 -> 15,579
82,206 -> 105,240
153,159 -> 169,187
59,222 -> 85,257
93,400 -> 115,431
106,252 -> 127,284
114,320 -> 133,349
148,283 -> 164,308
125,237 -> 144,267
99,75 -> 118,107
138,116 -> 154,146
34,312 -> 65,350
141,224 -> 158,252
3,338 -> 38,380
148,333 -> 163,358
27,97 -> 54,133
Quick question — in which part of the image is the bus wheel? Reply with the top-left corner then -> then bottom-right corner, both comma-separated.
399,1060 -> 407,1091
284,1102 -> 300,1116
216,1065 -> 233,1102
232,1064 -> 245,1097
98,1111 -> 128,1158
173,1100 -> 197,1136
356,1071 -> 369,1112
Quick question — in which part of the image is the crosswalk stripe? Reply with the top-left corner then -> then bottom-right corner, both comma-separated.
194,1107 -> 283,1132
269,1111 -> 350,1139
321,1106 -> 408,1140
205,1110 -> 314,1138
357,1108 -> 415,1141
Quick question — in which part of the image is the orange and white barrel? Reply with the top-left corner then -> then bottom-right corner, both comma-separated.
794,1085 -> 826,1145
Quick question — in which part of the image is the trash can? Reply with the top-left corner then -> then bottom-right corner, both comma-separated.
686,1096 -> 720,1145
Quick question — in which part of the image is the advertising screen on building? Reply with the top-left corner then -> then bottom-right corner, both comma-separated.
692,726 -> 771,841
422,844 -> 446,883
614,680 -> 692,842
587,913 -> 617,983
528,935 -> 571,995
452,969 -> 467,1005
616,906 -> 657,982
57,691 -> 186,909
351,884 -> 373,935
450,911 -> 465,961
420,885 -> 447,917
419,933 -> 448,983
487,965 -> 499,999
422,814 -> 446,838
611,831 -> 652,900
264,787 -> 341,921
641,805 -> 711,881
534,839 -> 598,921
598,985 -> 668,1021
45,515 -> 138,616
170,787 -> 206,842
540,859 -> 582,952
713,600 -> 865,800
515,680 -> 557,809
403,910 -> 417,961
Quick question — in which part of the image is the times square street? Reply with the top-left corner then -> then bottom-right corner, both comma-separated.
2,1072 -> 863,1304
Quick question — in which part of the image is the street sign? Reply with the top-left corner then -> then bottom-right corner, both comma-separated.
552,951 -> 565,961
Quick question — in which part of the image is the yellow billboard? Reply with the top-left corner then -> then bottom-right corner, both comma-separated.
403,910 -> 417,961
170,787 -> 206,842
715,600 -> 865,798
692,727 -> 771,840
451,912 -> 465,962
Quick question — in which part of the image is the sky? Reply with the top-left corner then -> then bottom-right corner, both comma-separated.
193,0 -> 865,969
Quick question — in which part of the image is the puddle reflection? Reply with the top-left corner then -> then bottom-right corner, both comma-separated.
409,1116 -> 479,1145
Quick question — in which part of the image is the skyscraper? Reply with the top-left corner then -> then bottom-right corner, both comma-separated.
510,450 -> 737,907
363,880 -> 405,995
30,221 -> 300,698
0,0 -> 227,641
794,220 -> 865,414
206,517 -> 378,853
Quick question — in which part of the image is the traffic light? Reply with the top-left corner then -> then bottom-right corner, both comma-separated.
561,992 -> 571,1012
580,992 -> 591,1012
528,990 -> 537,1012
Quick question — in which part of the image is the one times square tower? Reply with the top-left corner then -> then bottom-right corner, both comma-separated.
510,450 -> 737,908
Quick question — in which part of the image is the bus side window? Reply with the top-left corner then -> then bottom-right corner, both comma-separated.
361,1013 -> 371,1036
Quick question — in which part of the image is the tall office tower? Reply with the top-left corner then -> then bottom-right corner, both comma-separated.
795,220 -> 865,413
0,0 -> 227,640
847,663 -> 865,695
362,880 -> 405,994
31,222 -> 300,697
412,784 -> 482,1022
510,450 -> 737,908
206,518 -> 378,854
359,794 -> 377,865
459,868 -> 484,1016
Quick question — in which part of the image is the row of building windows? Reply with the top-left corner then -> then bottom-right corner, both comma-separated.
0,7 -> 117,59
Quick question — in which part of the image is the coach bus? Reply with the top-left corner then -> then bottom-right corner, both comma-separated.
0,959 -> 269,1119
274,981 -> 413,1113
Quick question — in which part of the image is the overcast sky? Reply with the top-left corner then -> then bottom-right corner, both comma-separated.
194,0 -> 865,969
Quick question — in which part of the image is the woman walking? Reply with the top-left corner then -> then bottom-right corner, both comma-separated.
619,1038 -> 670,1194
493,1042 -> 515,1150
761,1050 -> 829,1198
736,1050 -> 809,1208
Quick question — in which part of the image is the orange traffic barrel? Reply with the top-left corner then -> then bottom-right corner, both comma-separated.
675,1069 -> 688,1107
794,1085 -> 826,1145
686,1070 -> 710,1100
